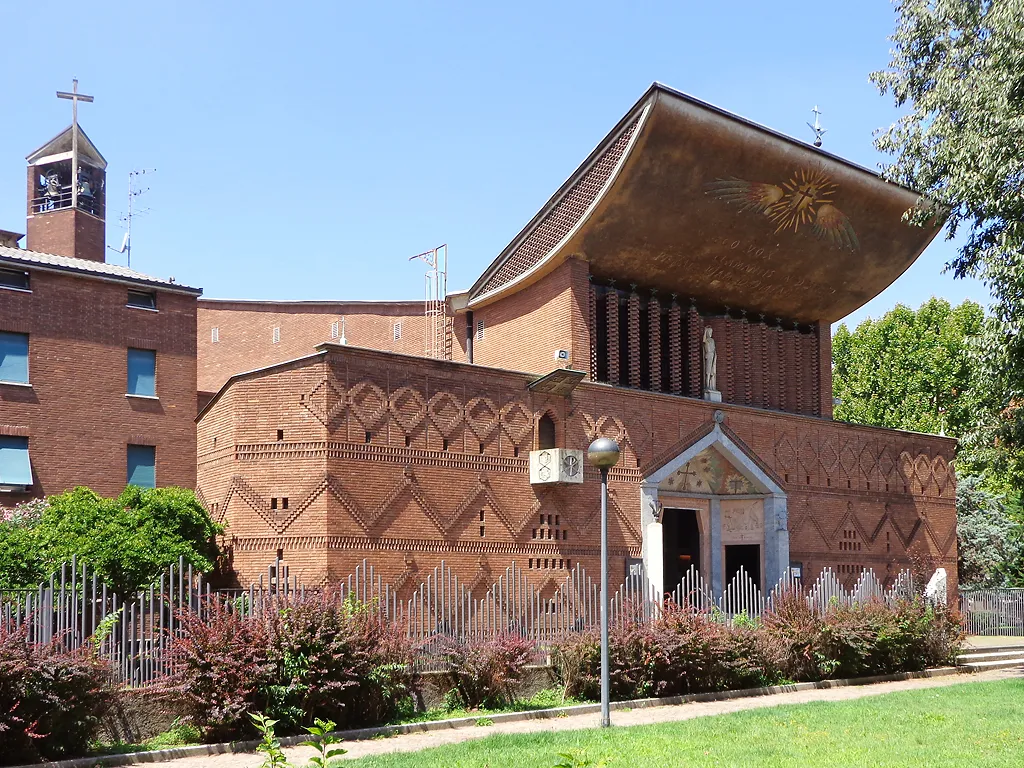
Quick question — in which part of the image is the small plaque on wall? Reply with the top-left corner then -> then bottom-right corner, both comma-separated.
625,558 -> 644,579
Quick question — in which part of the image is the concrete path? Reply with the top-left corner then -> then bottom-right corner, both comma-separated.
153,667 -> 1021,767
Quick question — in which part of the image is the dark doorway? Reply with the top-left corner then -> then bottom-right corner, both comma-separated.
724,544 -> 761,590
662,508 -> 701,596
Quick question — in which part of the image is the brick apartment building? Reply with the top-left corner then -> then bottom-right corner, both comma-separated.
0,121 -> 201,500
196,84 -> 957,598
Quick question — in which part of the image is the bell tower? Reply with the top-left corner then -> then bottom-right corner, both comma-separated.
25,80 -> 106,263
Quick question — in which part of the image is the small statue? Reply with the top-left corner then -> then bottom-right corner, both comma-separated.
702,326 -> 718,392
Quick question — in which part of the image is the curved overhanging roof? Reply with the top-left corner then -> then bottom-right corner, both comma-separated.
468,83 -> 944,323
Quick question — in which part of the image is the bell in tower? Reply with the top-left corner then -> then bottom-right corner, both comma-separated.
25,80 -> 107,263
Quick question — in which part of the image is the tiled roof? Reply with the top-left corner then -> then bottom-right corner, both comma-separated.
0,245 -> 202,294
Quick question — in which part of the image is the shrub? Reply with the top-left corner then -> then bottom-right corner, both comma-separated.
161,598 -> 276,741
431,632 -> 536,709
761,595 -> 966,682
163,590 -> 412,739
0,624 -> 116,765
553,598 -> 959,702
1,487 -> 223,595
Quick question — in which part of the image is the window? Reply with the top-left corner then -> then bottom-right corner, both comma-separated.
0,332 -> 29,384
211,327 -> 220,343
331,320 -> 339,339
126,444 -> 155,488
0,269 -> 29,291
272,327 -> 280,344
127,291 -> 156,310
393,321 -> 402,341
276,429 -> 284,441
538,414 -> 556,449
0,436 -> 31,487
475,319 -> 485,341
127,348 -> 156,396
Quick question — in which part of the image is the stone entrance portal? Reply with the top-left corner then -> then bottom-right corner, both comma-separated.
640,421 -> 787,599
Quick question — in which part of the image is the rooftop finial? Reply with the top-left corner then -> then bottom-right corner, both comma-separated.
807,105 -> 825,148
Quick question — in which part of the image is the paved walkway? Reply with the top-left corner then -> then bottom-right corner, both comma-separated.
154,667 -> 1021,766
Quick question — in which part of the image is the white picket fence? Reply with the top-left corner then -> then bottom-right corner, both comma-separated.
1,557 -> 927,685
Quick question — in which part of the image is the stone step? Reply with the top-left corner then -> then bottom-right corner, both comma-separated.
958,650 -> 1024,663
957,657 -> 1024,672
963,644 -> 1024,655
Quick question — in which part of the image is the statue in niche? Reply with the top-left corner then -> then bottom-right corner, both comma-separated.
702,326 -> 718,393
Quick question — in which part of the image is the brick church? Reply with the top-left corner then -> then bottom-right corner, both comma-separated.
195,84 -> 956,598
0,82 -> 956,600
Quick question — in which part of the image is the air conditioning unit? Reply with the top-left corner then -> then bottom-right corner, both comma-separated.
529,448 -> 584,485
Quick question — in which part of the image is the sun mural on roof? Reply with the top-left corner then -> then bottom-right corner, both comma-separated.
658,447 -> 758,495
704,168 -> 859,252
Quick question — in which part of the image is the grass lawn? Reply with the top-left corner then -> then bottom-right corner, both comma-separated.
342,679 -> 1024,767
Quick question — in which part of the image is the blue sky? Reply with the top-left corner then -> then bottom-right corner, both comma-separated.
0,0 -> 988,330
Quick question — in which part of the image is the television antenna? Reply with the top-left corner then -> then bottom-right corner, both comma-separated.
409,244 -> 448,359
108,168 -> 154,268
807,106 -> 826,147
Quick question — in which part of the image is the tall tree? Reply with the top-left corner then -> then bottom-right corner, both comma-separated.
872,0 -> 1024,463
832,298 -> 984,438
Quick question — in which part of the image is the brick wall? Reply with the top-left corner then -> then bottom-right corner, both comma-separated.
470,258 -> 589,375
0,269 -> 198,500
197,300 -> 429,394
25,208 -> 106,264
198,344 -> 957,595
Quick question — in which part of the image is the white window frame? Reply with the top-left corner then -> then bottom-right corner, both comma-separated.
272,326 -> 281,344
475,319 -> 485,341
393,321 -> 402,341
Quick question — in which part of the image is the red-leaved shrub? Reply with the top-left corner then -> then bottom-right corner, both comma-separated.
0,624 -> 115,765
553,598 -> 963,701
430,632 -> 536,709
162,590 -> 412,739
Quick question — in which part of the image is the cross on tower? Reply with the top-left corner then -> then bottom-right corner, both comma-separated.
56,79 -> 94,210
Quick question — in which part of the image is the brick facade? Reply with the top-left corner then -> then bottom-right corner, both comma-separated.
197,343 -> 957,595
197,300 -> 429,394
0,269 -> 198,499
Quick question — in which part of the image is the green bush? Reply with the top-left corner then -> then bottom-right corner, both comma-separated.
0,486 -> 222,595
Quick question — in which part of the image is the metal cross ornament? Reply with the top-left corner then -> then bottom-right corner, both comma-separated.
56,79 -> 94,209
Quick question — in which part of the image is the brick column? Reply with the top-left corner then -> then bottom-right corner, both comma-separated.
588,279 -> 598,381
816,321 -> 833,418
776,320 -> 786,412
742,314 -> 752,405
668,298 -> 682,395
628,288 -> 641,389
687,303 -> 702,397
794,324 -> 804,414
648,293 -> 662,392
760,318 -> 770,409
607,288 -> 620,386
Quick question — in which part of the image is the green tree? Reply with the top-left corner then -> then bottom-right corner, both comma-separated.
872,0 -> 1024,466
957,475 -> 1024,587
832,298 -> 984,438
0,486 -> 222,595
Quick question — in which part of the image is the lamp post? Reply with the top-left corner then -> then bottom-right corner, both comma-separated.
587,437 -> 620,728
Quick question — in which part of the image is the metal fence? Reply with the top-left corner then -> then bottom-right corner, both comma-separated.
1,557 -> 928,686
960,588 -> 1024,636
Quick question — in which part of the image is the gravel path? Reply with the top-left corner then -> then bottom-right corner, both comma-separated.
159,667 -> 1022,767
